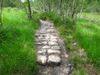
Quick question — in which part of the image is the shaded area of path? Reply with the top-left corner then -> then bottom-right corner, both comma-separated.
35,20 -> 71,75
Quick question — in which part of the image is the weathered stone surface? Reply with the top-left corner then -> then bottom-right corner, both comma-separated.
37,49 -> 46,54
48,55 -> 61,64
47,49 -> 61,55
50,39 -> 57,42
37,55 -> 47,65
41,41 -> 48,45
50,35 -> 59,39
41,39 -> 49,41
51,46 -> 61,50
38,37 -> 44,39
48,42 -> 58,45
42,45 -> 50,49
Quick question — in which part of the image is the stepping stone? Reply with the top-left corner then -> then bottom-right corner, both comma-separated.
48,42 -> 58,45
50,35 -> 59,39
48,55 -> 61,65
42,45 -> 50,49
47,49 -> 61,55
41,39 -> 49,41
37,49 -> 46,54
38,37 -> 44,39
51,46 -> 61,50
41,41 -> 48,45
50,39 -> 57,42
37,55 -> 47,65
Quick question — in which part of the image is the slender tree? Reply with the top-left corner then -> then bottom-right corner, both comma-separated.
0,0 -> 3,25
27,0 -> 32,19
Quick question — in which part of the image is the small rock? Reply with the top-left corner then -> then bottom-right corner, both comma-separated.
73,43 -> 77,45
68,64 -> 72,67
65,54 -> 69,58
37,55 -> 47,65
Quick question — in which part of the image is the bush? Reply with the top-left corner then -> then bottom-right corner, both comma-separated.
39,12 -> 62,25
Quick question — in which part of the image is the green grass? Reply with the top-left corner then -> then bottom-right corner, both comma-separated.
74,18 -> 100,69
77,13 -> 100,21
53,13 -> 100,74
0,8 -> 39,75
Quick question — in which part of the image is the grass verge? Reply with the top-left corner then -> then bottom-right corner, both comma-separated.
0,8 -> 39,75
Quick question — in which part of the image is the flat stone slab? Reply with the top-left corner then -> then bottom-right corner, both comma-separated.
49,39 -> 57,42
50,35 -> 59,39
41,41 -> 48,45
37,49 -> 46,54
47,49 -> 61,55
42,45 -> 51,49
48,42 -> 58,45
48,55 -> 61,65
51,46 -> 61,50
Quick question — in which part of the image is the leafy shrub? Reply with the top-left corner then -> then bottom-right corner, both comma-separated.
39,12 -> 62,25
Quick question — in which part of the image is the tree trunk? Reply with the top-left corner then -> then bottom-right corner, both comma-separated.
0,0 -> 3,25
60,0 -> 63,16
27,0 -> 32,19
48,1 -> 51,12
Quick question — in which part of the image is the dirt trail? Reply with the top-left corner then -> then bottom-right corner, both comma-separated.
35,20 -> 71,75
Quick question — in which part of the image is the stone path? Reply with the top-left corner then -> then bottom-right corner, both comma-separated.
35,20 -> 71,75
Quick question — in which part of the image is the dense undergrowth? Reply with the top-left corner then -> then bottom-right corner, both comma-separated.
0,8 -> 39,75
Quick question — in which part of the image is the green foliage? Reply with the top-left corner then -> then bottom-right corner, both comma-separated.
0,8 -> 39,75
39,12 -> 62,25
74,18 -> 100,69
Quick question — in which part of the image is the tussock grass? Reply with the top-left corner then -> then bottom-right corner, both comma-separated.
0,8 -> 39,75
74,18 -> 100,69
